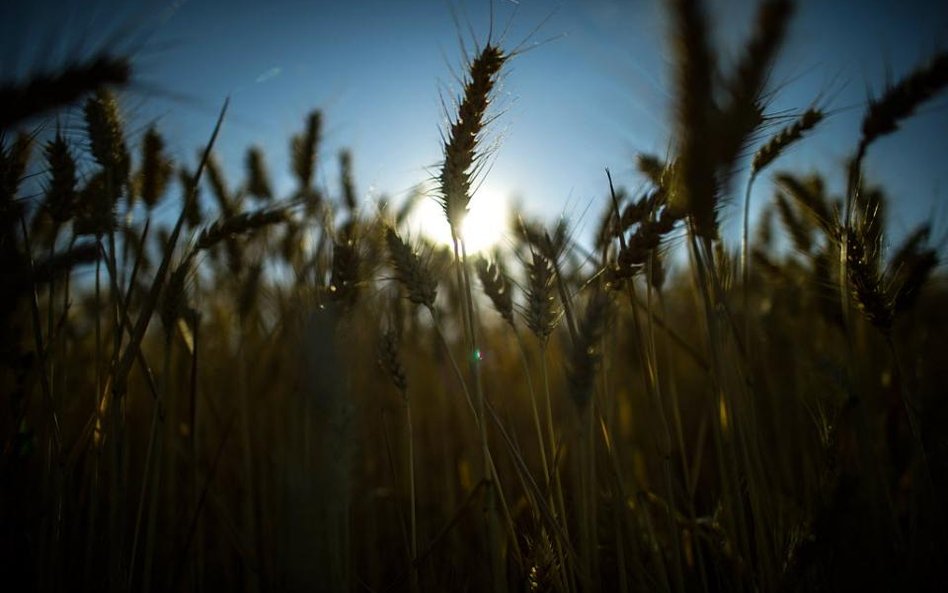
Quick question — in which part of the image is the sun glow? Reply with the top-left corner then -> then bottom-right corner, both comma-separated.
408,189 -> 511,254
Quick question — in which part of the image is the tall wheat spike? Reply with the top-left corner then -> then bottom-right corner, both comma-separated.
44,132 -> 78,224
385,228 -> 437,310
139,126 -> 173,210
292,110 -> 322,192
858,52 -> 948,160
476,256 -> 515,328
204,153 -> 236,218
669,0 -> 717,238
339,149 -> 358,212
245,146 -> 273,201
842,52 -> 948,327
752,109 -> 824,176
522,250 -> 559,343
717,0 -> 795,178
84,88 -> 130,187
439,44 -> 506,233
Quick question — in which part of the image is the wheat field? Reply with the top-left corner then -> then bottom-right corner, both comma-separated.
2,1 -> 948,591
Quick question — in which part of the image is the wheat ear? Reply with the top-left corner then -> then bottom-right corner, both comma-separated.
669,0 -> 717,238
439,44 -> 506,232
385,228 -> 438,310
0,55 -> 130,129
751,109 -> 823,176
742,108 -> 822,340
476,256 -> 515,328
522,250 -> 560,344
567,289 -> 611,412
292,110 -> 322,193
339,149 -> 358,212
859,52 -> 948,159
195,207 -> 288,252
842,52 -> 948,323
245,146 -> 273,201
140,126 -> 173,210
44,132 -> 78,224
717,0 -> 795,176
84,88 -> 129,186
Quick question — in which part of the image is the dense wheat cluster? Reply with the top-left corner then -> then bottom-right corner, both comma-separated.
2,1 -> 948,592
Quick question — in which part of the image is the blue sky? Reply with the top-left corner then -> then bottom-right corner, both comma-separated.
4,0 -> 948,249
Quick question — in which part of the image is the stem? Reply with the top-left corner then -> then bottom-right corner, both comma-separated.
238,316 -> 261,592
644,273 -> 685,593
190,316 -> 204,593
629,278 -> 683,592
406,397 -> 419,593
839,149 -> 866,336
514,330 -> 550,494
686,230 -> 753,577
741,173 -> 756,347
95,247 -> 102,432
541,345 -> 575,591
128,362 -> 163,589
518,329 -> 572,592
429,308 -> 476,416
458,232 -> 505,592
140,338 -> 169,593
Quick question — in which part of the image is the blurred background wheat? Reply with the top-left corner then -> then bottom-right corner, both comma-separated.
2,1 -> 948,591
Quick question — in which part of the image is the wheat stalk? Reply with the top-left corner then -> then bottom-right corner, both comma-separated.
195,207 -> 288,252
742,108 -> 823,341
377,328 -> 408,396
751,109 -> 823,176
339,150 -> 358,212
139,126 -> 173,210
617,205 -> 679,272
774,172 -> 835,235
74,172 -> 116,236
0,54 -> 130,129
846,232 -> 891,332
204,153 -> 236,219
841,52 -> 948,328
858,51 -> 948,159
717,0 -> 795,177
439,44 -> 506,233
775,191 -> 813,254
1,133 -> 33,201
244,146 -> 273,201
385,228 -> 438,310
567,289 -> 611,412
84,88 -> 129,185
476,256 -> 515,328
44,132 -> 78,224
330,236 -> 362,311
292,110 -> 322,193
178,167 -> 204,228
636,153 -> 667,188
522,250 -> 560,344
669,0 -> 717,238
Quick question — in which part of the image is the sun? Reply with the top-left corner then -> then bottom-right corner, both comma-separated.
407,188 -> 511,254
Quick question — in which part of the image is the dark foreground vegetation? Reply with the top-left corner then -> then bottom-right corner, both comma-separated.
2,1 -> 948,591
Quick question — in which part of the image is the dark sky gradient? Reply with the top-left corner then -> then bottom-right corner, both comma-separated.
4,0 -> 948,248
